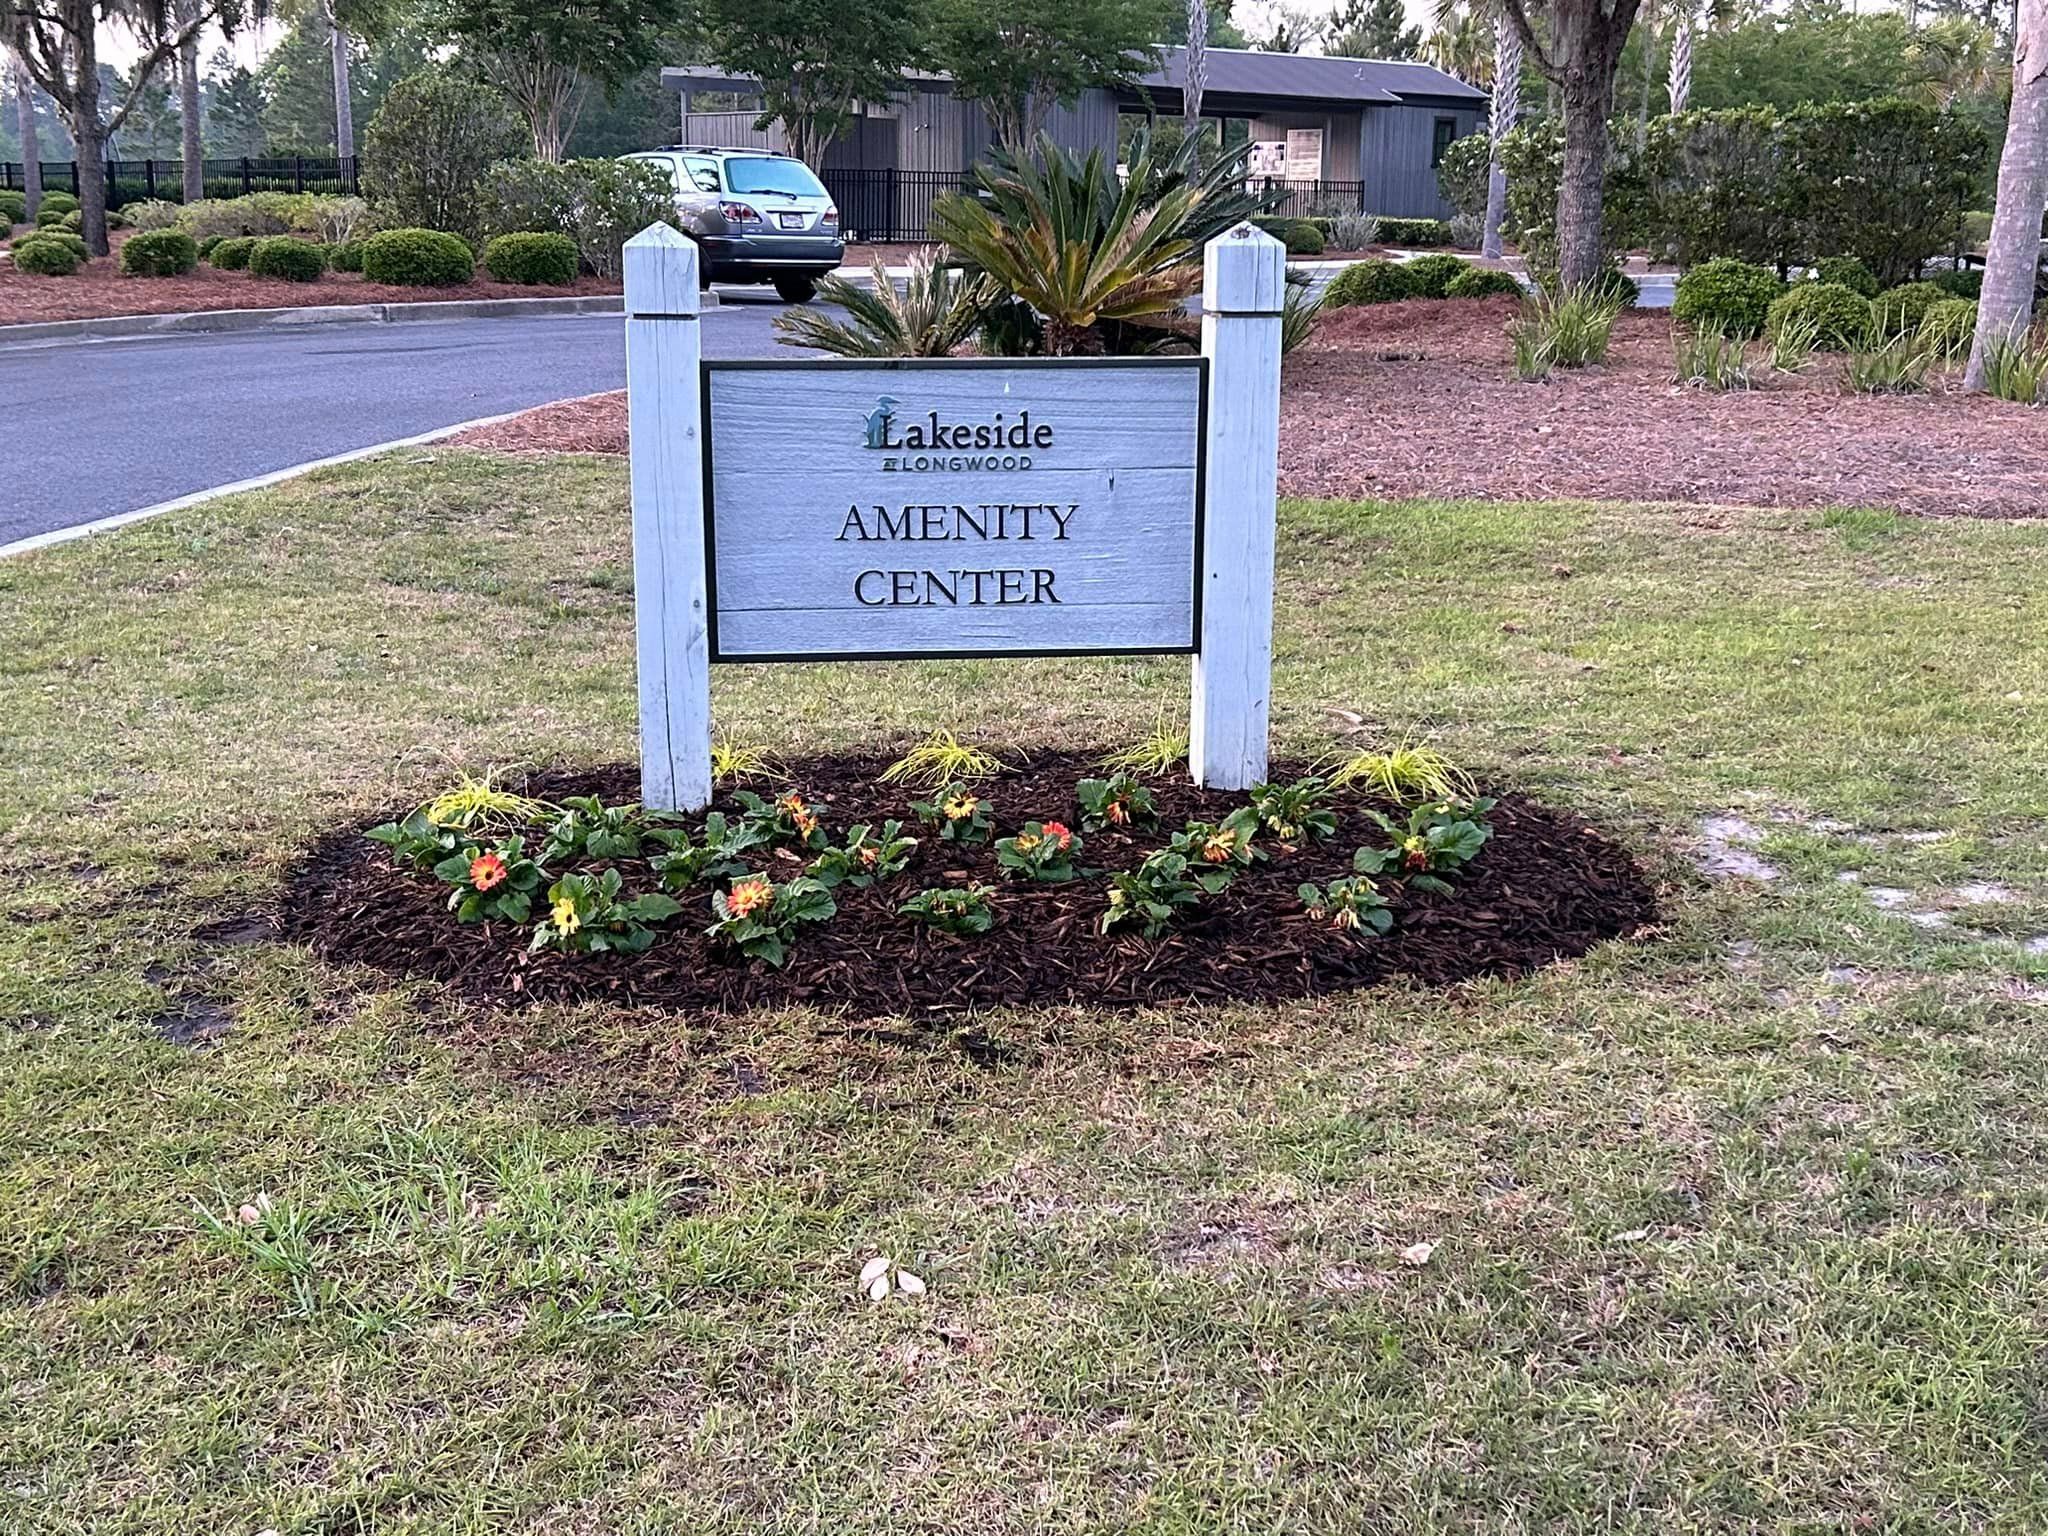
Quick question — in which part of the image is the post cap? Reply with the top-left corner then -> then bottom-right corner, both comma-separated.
1203,222 -> 1289,315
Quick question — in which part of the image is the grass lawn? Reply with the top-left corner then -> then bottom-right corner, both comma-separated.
4,452 -> 2048,1533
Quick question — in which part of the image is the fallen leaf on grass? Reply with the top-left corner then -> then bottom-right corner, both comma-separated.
1399,1240 -> 1437,1267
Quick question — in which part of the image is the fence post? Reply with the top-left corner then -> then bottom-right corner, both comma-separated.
1190,223 -> 1286,791
240,157 -> 251,195
70,162 -> 79,194
623,222 -> 713,812
145,159 -> 156,197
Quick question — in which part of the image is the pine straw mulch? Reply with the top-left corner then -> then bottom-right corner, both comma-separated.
277,753 -> 1656,1020
445,299 -> 2048,520
0,231 -> 621,326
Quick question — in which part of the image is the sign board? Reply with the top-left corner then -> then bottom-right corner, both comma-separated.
622,221 -> 1286,812
1247,140 -> 1286,178
700,359 -> 1205,662
1284,128 -> 1324,180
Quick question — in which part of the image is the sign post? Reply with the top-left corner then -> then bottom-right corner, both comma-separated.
622,220 -> 1284,812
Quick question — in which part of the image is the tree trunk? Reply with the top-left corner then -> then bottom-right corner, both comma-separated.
1667,17 -> 1693,115
1637,19 -> 1654,142
1482,15 -> 1520,260
10,51 -> 39,218
326,4 -> 355,159
1184,0 -> 1208,130
1556,77 -> 1610,286
70,20 -> 109,256
178,0 -> 203,202
1964,0 -> 2048,390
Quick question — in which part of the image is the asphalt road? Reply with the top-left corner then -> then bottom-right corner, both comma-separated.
0,291 -> 800,548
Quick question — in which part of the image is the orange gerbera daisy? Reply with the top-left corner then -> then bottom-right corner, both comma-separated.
1043,821 -> 1073,851
469,851 -> 508,891
1201,830 -> 1236,863
727,877 -> 774,918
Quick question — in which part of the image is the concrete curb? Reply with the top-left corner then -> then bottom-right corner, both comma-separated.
0,291 -> 644,348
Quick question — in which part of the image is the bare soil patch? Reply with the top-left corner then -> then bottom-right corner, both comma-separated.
278,753 -> 1655,1018
444,299 -> 2048,518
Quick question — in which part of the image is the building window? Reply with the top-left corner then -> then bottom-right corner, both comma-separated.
1430,117 -> 1458,168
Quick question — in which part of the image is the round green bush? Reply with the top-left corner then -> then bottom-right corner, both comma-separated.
248,236 -> 328,282
1932,267 -> 1981,300
12,236 -> 81,276
329,239 -> 366,273
105,207 -> 130,230
38,191 -> 79,216
1871,280 -> 1948,338
17,229 -> 88,262
196,234 -> 226,259
1810,255 -> 1878,298
210,236 -> 257,270
1768,281 -> 1872,351
1402,252 -> 1472,299
0,190 -> 25,227
482,231 -> 579,286
1672,257 -> 1781,337
38,206 -> 75,230
360,227 -> 475,287
1442,266 -> 1524,300
1323,259 -> 1421,308
1281,220 -> 1324,256
118,228 -> 200,277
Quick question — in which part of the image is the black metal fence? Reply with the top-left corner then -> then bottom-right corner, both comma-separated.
1248,179 -> 1370,221
0,157 -> 358,206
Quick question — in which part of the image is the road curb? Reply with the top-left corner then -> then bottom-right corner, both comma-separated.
0,292 -> 649,348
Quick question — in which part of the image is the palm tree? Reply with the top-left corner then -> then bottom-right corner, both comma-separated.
1964,3 -> 2048,391
772,249 -> 996,357
1429,0 -> 1522,259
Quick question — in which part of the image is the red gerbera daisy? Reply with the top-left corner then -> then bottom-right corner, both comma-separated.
469,851 -> 508,891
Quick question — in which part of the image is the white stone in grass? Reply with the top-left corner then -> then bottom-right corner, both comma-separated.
1866,887 -> 1914,909
1953,881 -> 2021,906
1399,1240 -> 1437,1267
2025,936 -> 2048,956
895,1270 -> 927,1297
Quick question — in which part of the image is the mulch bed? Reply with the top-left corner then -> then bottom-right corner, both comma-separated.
0,231 -> 621,326
277,752 -> 1656,1019
446,298 -> 2048,520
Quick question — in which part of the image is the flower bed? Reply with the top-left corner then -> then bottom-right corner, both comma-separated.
281,751 -> 1654,1016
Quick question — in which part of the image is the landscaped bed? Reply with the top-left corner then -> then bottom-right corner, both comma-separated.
447,298 -> 2048,519
284,755 -> 1653,1014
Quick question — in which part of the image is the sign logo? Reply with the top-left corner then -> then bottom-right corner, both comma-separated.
862,395 -> 1055,472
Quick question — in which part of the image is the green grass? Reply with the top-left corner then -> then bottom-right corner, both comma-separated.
4,451 -> 2048,1533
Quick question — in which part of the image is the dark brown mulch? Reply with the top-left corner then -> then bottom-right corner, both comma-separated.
276,752 -> 1655,1019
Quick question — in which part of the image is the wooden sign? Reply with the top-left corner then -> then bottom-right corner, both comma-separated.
700,358 -> 1205,662
623,221 -> 1285,812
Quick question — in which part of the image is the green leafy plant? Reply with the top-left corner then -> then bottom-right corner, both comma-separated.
119,229 -> 200,277
1977,327 -> 2048,405
1401,252 -> 1472,299
432,835 -> 545,923
1443,266 -> 1524,300
364,809 -> 463,870
531,869 -> 682,955
1297,876 -> 1395,936
210,236 -> 257,270
10,236 -> 81,276
1167,807 -> 1263,878
647,812 -> 768,890
1509,313 -> 1554,382
1247,777 -> 1336,842
994,820 -> 1081,882
246,236 -> 326,282
1353,798 -> 1498,894
879,730 -> 1009,789
359,67 -> 521,241
1671,257 -> 1780,338
731,788 -> 827,849
1075,774 -> 1157,833
809,821 -> 918,888
1870,281 -> 1948,339
774,247 -> 994,357
899,884 -> 996,935
1100,850 -> 1219,938
541,795 -> 653,863
910,782 -> 996,844
1099,718 -> 1189,777
1810,254 -> 1879,298
359,228 -> 475,287
1672,325 -> 1753,390
705,873 -> 836,967
1515,283 -> 1624,371
1327,743 -> 1475,803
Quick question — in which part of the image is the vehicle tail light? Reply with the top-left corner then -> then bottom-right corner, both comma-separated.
822,206 -> 839,226
718,201 -> 762,223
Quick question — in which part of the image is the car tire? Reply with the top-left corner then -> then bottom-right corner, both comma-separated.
774,275 -> 818,303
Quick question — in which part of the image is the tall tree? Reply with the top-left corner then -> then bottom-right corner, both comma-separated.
1666,3 -> 1692,110
1329,0 -> 1423,59
325,1 -> 354,158
696,0 -> 926,167
1500,0 -> 1646,285
8,46 -> 37,215
928,0 -> 1169,151
1964,0 -> 2048,390
112,55 -> 180,152
433,0 -> 673,161
176,0 -> 200,196
1249,5 -> 1321,51
1,0 -> 259,253
204,48 -> 265,152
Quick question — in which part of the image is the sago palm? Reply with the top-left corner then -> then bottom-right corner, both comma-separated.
772,247 -> 995,358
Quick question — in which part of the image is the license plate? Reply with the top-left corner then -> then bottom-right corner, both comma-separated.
777,213 -> 805,229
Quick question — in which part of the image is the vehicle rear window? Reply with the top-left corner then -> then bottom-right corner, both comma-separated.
722,158 -> 826,197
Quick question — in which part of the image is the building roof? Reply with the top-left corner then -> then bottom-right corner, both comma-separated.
1136,46 -> 1486,106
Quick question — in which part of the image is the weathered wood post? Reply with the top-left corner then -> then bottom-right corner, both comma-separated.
1191,223 -> 1286,790
624,223 -> 713,812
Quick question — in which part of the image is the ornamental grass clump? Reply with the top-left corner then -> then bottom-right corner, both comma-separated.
422,767 -> 549,832
1517,283 -> 1623,369
1099,719 -> 1189,777
1672,325 -> 1753,390
1916,298 -> 1978,364
1327,743 -> 1473,803
1840,332 -> 1934,395
1976,327 -> 2048,405
880,730 -> 1010,789
1767,282 -> 1870,353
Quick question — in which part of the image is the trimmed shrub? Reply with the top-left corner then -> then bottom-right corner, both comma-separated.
1373,216 -> 1453,247
38,191 -> 79,216
122,198 -> 182,231
119,229 -> 200,277
196,234 -> 226,258
210,236 -> 258,270
12,236 -> 81,275
0,189 -> 25,226
1443,265 -> 1524,300
1768,281 -> 1871,351
330,238 -> 366,273
361,69 -> 521,240
359,227 -> 474,286
36,205 -> 72,229
1402,253 -> 1472,299
106,207 -> 131,230
1811,255 -> 1879,297
1871,280 -> 1948,338
18,229 -> 88,261
1323,259 -> 1422,307
1282,219 -> 1324,256
1672,257 -> 1781,337
473,156 -> 678,279
482,231 -> 579,285
1435,133 -> 1491,220
1933,267 -> 1982,299
248,236 -> 328,282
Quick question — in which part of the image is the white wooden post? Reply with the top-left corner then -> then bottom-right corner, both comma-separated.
624,223 -> 713,811
1191,223 -> 1286,790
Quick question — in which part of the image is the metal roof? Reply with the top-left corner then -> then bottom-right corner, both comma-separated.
1136,46 -> 1485,105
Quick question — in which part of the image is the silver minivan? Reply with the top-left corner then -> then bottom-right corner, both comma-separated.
621,147 -> 843,301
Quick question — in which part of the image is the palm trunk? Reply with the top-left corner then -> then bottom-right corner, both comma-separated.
1637,21 -> 1654,142
326,4 -> 355,159
1184,0 -> 1208,130
1667,17 -> 1693,115
10,51 -> 39,218
1482,15 -> 1520,260
178,0 -> 203,202
1964,5 -> 2048,390
1556,76 -> 1610,286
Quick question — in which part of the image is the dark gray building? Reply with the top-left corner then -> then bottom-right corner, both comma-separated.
661,47 -> 1485,225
